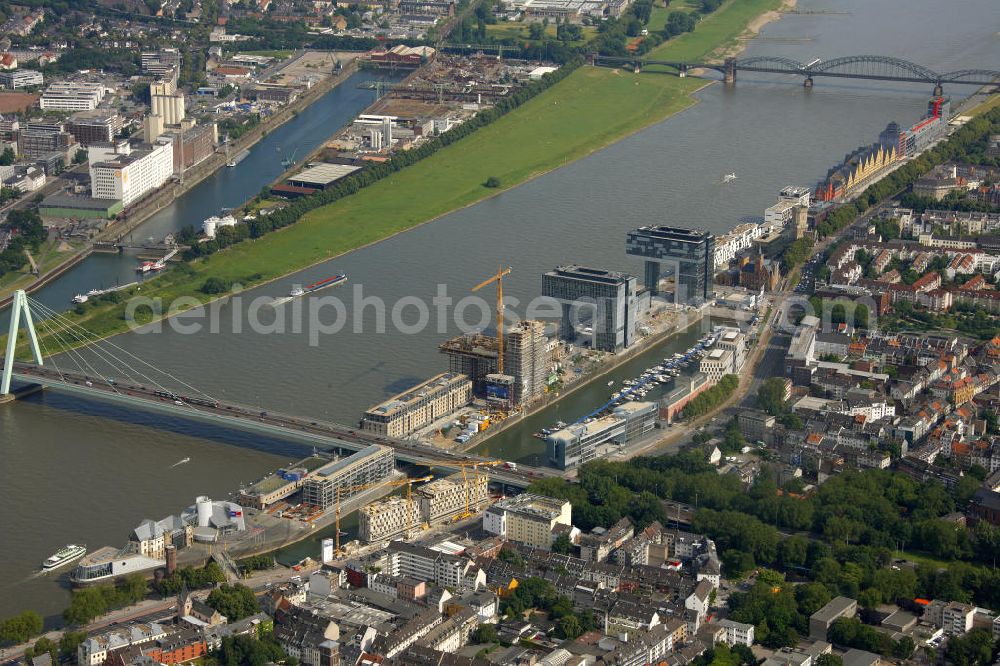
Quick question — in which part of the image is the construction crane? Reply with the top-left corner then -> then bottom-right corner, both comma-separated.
334,475 -> 433,557
421,459 -> 504,520
472,267 -> 512,375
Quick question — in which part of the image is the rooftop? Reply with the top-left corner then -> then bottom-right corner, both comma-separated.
313,444 -> 391,479
365,372 -> 468,418
491,492 -> 568,521
289,163 -> 361,186
546,264 -> 634,286
628,225 -> 712,242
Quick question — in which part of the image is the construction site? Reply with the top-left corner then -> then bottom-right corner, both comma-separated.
359,468 -> 494,545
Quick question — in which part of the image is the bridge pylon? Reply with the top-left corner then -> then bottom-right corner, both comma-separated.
2,289 -> 43,398
933,82 -> 943,97
724,57 -> 736,85
803,76 -> 813,88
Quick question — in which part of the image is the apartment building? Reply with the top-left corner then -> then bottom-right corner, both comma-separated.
358,496 -> 420,543
361,372 -> 472,438
301,445 -> 394,509
483,493 -> 571,549
503,320 -> 550,407
385,541 -> 468,588
417,471 -> 489,526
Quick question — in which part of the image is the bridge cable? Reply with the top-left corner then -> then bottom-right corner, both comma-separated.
30,313 -> 106,382
26,299 -> 173,399
26,300 -> 179,396
31,313 -> 126,397
29,316 -> 71,385
27,296 -> 218,404
33,319 -> 88,381
32,310 -> 136,397
30,307 -> 138,388
27,301 -> 140,391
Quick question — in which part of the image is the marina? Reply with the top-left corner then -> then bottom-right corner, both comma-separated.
532,327 -> 729,440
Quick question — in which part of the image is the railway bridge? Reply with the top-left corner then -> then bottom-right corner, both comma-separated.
589,53 -> 1000,95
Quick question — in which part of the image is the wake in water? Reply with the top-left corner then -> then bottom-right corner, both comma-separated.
170,457 -> 191,468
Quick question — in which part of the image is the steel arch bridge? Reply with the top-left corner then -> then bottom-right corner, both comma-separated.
589,52 -> 1000,90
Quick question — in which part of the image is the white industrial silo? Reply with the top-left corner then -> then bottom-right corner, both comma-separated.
196,496 -> 213,527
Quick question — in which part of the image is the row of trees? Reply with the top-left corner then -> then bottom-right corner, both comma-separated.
682,374 -> 738,419
530,450 -> 1000,612
0,610 -> 43,645
63,574 -> 148,625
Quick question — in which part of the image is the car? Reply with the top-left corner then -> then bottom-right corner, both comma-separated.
174,400 -> 184,406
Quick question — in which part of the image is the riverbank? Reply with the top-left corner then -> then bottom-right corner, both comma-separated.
0,57 -> 359,306
463,308 -> 706,454
15,0 -> 783,350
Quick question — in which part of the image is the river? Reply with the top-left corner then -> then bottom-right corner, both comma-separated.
2,0 -> 998,622
21,69 -> 392,312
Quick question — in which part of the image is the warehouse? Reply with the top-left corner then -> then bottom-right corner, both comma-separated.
39,194 -> 123,219
287,163 -> 361,190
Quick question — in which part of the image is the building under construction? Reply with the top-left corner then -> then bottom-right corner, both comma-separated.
439,333 -> 499,394
358,471 -> 491,544
358,496 -> 420,543
438,320 -> 549,408
418,472 -> 489,526
301,445 -> 395,509
505,320 -> 549,407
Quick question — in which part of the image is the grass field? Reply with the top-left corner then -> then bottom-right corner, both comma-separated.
18,0 -> 782,350
968,92 -> 1000,117
242,49 -> 295,59
484,22 -> 597,45
0,239 -> 85,300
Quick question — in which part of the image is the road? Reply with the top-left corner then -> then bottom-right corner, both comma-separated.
11,363 -> 555,487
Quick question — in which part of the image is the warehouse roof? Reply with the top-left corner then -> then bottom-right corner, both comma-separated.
289,163 -> 361,186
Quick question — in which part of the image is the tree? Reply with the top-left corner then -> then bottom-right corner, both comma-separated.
0,146 -> 14,165
60,631 -> 88,660
556,614 -> 582,639
528,22 -> 544,40
471,623 -> 497,644
0,611 -> 44,644
757,377 -> 789,416
207,583 -> 260,621
552,533 -> 573,555
484,176 -> 501,188
944,627 -> 993,666
73,148 -> 88,164
218,634 -> 288,666
201,277 -> 232,294
26,636 -> 58,661
815,655 -> 843,666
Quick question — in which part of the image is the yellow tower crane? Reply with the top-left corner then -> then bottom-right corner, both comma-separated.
472,267 -> 512,375
422,459 -> 504,520
334,474 -> 433,557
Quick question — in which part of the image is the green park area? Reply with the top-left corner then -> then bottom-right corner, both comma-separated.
19,0 -> 782,349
